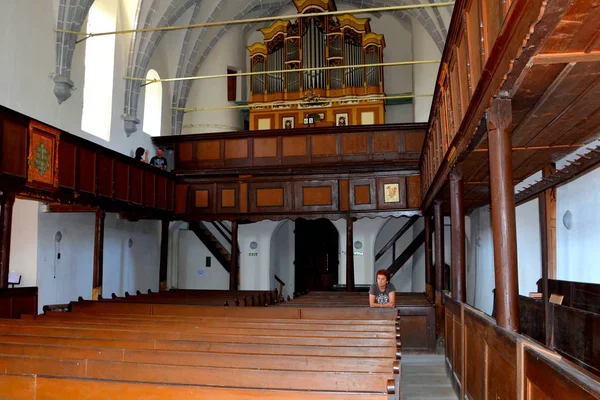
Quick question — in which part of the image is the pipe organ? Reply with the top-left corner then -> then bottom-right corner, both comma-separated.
248,0 -> 386,130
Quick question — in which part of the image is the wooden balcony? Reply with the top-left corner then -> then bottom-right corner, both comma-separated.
420,0 -> 600,210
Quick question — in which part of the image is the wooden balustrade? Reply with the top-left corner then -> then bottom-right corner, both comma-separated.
444,294 -> 600,400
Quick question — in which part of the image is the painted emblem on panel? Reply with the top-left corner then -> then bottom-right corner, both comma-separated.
384,183 -> 399,203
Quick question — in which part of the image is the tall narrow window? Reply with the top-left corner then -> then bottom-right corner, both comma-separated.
81,0 -> 118,141
143,69 -> 162,137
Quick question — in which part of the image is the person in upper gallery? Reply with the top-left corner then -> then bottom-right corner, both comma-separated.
369,269 -> 396,308
149,148 -> 168,170
134,147 -> 148,163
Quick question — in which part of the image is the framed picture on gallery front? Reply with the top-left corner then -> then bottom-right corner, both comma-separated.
335,112 -> 349,127
282,116 -> 295,129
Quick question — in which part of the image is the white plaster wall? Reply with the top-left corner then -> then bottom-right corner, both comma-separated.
411,217 -> 426,292
238,220 -> 280,290
182,25 -> 246,134
270,220 -> 295,298
177,229 -> 228,289
516,199 -> 542,295
0,1 -> 157,157
556,166 -> 600,284
375,217 -> 414,292
411,17 -> 441,122
353,218 -> 387,285
9,200 -> 39,288
36,212 -> 160,313
333,219 -> 348,286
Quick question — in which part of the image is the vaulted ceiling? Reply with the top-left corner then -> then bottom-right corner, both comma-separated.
54,0 -> 452,137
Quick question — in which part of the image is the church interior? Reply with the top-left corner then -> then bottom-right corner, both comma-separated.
0,0 -> 599,398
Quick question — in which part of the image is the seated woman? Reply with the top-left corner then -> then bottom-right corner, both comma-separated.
369,269 -> 396,308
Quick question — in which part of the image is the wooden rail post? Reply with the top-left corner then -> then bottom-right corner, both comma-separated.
433,200 -> 445,348
488,98 -> 520,332
424,213 -> 434,300
230,220 -> 239,290
0,192 -> 15,289
159,219 -> 169,291
450,164 -> 466,303
346,217 -> 355,292
92,210 -> 106,300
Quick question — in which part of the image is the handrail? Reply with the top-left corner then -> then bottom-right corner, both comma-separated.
217,221 -> 232,236
210,221 -> 232,245
274,275 -> 286,286
375,215 -> 419,261
388,228 -> 426,276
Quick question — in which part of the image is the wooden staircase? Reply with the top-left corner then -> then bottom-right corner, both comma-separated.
188,221 -> 232,273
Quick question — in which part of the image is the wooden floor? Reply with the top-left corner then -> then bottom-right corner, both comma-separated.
401,355 -> 457,400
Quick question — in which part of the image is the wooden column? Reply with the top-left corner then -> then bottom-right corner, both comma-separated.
346,217 -> 355,292
450,165 -> 466,303
0,193 -> 15,289
542,165 -> 557,279
92,210 -> 106,300
424,214 -> 434,300
433,200 -> 445,349
487,98 -> 519,332
229,220 -> 239,290
159,220 -> 169,291
538,191 -> 552,346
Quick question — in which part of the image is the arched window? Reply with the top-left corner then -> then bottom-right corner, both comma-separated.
81,0 -> 118,141
143,69 -> 162,137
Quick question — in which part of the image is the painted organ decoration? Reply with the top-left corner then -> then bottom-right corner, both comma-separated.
248,0 -> 386,130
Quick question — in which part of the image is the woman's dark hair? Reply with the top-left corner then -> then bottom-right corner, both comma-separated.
375,269 -> 391,283
134,147 -> 145,160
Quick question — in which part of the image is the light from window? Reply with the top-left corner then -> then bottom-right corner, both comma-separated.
81,0 -> 117,141
143,69 -> 162,137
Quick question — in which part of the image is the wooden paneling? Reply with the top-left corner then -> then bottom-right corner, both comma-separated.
302,187 -> 332,206
256,188 -> 284,207
97,155 -> 113,198
0,287 -> 38,319
254,138 -> 278,158
239,182 -> 248,213
1,119 -> 27,177
78,148 -> 96,194
405,131 -> 425,153
225,139 -> 248,159
197,140 -> 221,161
177,142 -> 193,161
373,133 -> 398,153
175,184 -> 189,214
143,172 -> 156,208
293,180 -> 338,212
156,176 -> 167,209
129,168 -> 143,205
58,140 -> 76,189
398,305 -> 436,353
217,184 -> 239,213
166,180 -> 175,211
349,179 -> 375,211
342,134 -> 368,155
249,182 -> 292,213
195,190 -> 210,208
282,136 -> 307,157
339,179 -> 349,211
312,135 -> 338,156
221,189 -> 236,208
114,162 -> 129,202
407,176 -> 421,208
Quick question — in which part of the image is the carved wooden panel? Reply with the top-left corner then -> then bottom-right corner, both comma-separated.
178,142 -> 193,162
282,136 -> 308,158
97,154 -> 113,198
195,189 -> 210,208
349,179 -> 376,210
249,182 -> 292,213
197,140 -> 221,161
342,134 -> 368,155
254,138 -> 278,158
175,184 -> 189,214
114,162 -> 129,202
58,140 -> 76,189
221,189 -> 236,207
1,119 -> 28,178
156,175 -> 167,209
129,167 -> 143,205
294,180 -> 338,212
311,135 -> 338,156
466,0 -> 483,88
377,177 -> 407,209
373,132 -> 398,153
190,184 -> 217,214
405,131 -> 425,153
78,148 -> 96,194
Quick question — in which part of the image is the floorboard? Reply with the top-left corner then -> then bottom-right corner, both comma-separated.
401,355 -> 457,400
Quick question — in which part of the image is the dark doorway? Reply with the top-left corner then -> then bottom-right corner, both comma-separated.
294,218 -> 339,292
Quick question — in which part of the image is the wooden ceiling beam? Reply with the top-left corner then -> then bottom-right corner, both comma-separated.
532,51 -> 600,65
42,203 -> 100,213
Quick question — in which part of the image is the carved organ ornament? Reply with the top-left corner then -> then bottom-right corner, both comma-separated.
248,0 -> 386,130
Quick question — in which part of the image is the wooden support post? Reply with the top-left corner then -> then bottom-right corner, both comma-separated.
433,200 -> 445,349
159,220 -> 169,291
0,193 -> 15,289
542,165 -> 557,279
487,98 -> 520,332
450,165 -> 466,303
424,214 -> 434,300
230,220 -> 239,290
92,210 -> 106,300
346,217 -> 355,292
538,190 -> 552,346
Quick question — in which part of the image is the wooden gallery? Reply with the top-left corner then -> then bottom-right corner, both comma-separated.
0,0 -> 599,399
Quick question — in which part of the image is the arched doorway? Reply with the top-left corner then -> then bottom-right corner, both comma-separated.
294,218 -> 339,292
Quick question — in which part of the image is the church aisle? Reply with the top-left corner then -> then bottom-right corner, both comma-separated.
401,355 -> 457,400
